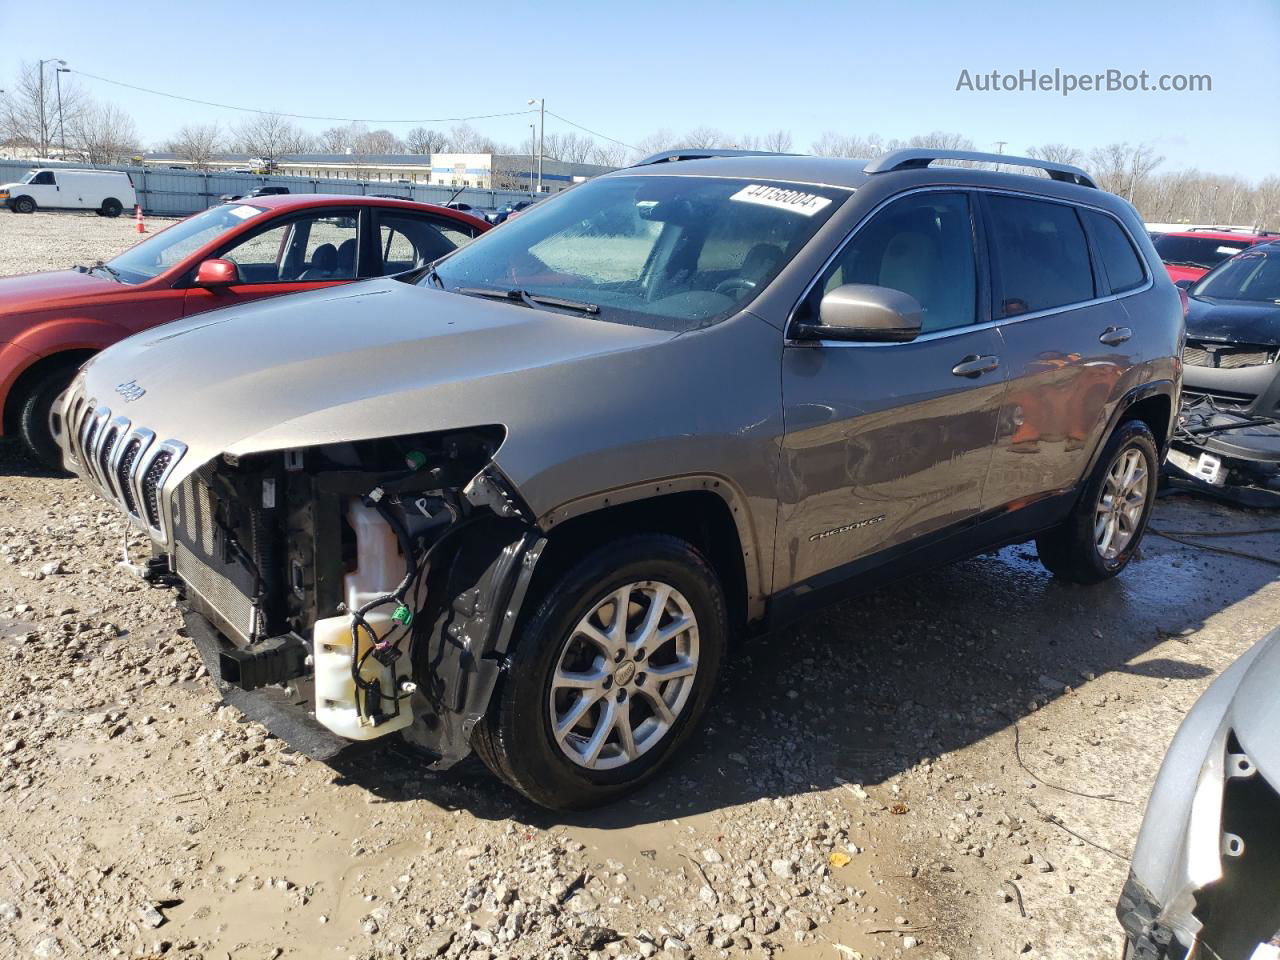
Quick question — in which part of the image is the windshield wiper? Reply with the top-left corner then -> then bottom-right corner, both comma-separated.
453,285 -> 600,315
520,291 -> 600,315
90,261 -> 123,282
1164,259 -> 1212,269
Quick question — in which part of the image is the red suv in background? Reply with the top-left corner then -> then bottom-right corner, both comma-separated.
0,195 -> 488,466
1152,229 -> 1276,284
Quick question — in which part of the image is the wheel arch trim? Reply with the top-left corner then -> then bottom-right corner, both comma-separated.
536,473 -> 767,623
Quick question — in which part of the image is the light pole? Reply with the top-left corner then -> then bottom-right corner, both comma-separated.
993,140 -> 1007,173
529,123 -> 536,197
527,98 -> 544,195
36,58 -> 66,157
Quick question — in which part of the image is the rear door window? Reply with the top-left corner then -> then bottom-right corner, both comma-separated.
376,212 -> 478,274
985,195 -> 1095,317
1083,211 -> 1146,294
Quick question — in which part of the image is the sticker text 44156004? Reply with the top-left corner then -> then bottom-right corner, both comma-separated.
730,184 -> 833,216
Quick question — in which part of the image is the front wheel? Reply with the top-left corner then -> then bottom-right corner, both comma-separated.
1036,419 -> 1158,583
18,363 -> 81,471
12,196 -> 35,214
472,534 -> 726,810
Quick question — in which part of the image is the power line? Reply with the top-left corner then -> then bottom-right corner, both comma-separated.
545,109 -> 639,151
69,68 -> 539,125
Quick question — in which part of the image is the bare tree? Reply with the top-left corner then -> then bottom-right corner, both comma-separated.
165,123 -> 223,170
0,60 -> 88,156
542,131 -> 597,164
1027,143 -> 1084,165
446,123 -> 498,154
810,132 -> 886,158
632,129 -> 678,159
1087,141 -> 1163,202
317,124 -> 357,154
354,128 -> 403,155
763,129 -> 793,153
405,126 -> 448,155
680,126 -> 726,149
231,113 -> 315,168
67,102 -> 140,164
591,142 -> 629,168
901,131 -> 974,150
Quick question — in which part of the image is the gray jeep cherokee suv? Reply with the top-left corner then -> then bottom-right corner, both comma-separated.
57,148 -> 1182,809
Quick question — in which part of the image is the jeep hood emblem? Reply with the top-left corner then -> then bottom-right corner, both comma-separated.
114,379 -> 146,402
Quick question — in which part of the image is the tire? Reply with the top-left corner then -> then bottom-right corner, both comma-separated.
17,363 -> 81,471
1036,419 -> 1158,584
13,196 -> 35,214
100,198 -> 123,218
472,534 -> 727,810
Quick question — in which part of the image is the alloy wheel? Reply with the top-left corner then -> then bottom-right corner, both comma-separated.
1095,447 -> 1148,561
548,580 -> 700,770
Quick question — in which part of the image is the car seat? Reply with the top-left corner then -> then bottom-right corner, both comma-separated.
301,243 -> 338,280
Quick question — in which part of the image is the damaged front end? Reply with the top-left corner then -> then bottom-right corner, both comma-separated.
61,393 -> 543,766
1119,628 -> 1280,960
1166,338 -> 1280,507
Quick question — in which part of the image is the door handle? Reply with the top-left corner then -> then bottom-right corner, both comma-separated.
1099,326 -> 1132,346
951,354 -> 1000,378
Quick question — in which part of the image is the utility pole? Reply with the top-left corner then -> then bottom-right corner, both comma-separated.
36,58 -> 66,158
56,66 -> 69,159
527,97 -> 544,194
529,123 -> 536,197
993,140 -> 1007,174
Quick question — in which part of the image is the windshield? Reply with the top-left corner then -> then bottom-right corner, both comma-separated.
105,203 -> 267,283
20,171 -> 35,184
428,175 -> 846,330
1193,249 -> 1280,302
1153,234 -> 1252,270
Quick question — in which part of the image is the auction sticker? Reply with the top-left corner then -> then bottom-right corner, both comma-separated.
730,184 -> 832,216
228,204 -> 262,220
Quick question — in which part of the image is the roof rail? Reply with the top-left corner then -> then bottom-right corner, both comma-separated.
863,148 -> 1097,189
632,148 -> 797,167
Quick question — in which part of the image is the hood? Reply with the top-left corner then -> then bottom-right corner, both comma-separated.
1229,627 -> 1280,783
1185,296 -> 1280,347
0,269 -> 117,317
74,277 -> 677,472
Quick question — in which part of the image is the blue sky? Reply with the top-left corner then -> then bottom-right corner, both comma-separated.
10,0 -> 1279,179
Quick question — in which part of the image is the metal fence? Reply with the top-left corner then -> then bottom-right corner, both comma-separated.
0,159 -> 539,217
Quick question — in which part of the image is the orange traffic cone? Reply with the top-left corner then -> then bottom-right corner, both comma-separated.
135,204 -> 145,234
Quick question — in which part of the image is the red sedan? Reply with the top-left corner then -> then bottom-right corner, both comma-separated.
1152,229 -> 1276,285
0,195 -> 488,465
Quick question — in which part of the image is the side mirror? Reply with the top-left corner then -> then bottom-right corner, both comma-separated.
1173,278 -> 1195,291
793,284 -> 923,343
195,258 -> 240,287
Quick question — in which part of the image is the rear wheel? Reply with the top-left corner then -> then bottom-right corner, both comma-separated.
472,534 -> 726,810
1036,419 -> 1157,583
17,363 -> 81,471
13,196 -> 35,214
100,198 -> 123,218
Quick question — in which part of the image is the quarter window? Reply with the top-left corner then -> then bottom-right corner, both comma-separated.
1084,211 -> 1145,294
819,192 -> 977,333
986,195 -> 1095,317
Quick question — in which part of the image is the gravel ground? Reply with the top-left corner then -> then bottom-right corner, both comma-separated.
0,209 -> 181,276
1,210 -> 1278,960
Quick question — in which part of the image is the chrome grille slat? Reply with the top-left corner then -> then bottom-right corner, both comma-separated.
60,391 -> 186,543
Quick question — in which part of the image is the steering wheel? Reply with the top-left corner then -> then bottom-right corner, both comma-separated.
713,276 -> 757,298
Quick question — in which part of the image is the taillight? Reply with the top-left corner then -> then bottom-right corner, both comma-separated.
1177,287 -> 1189,318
